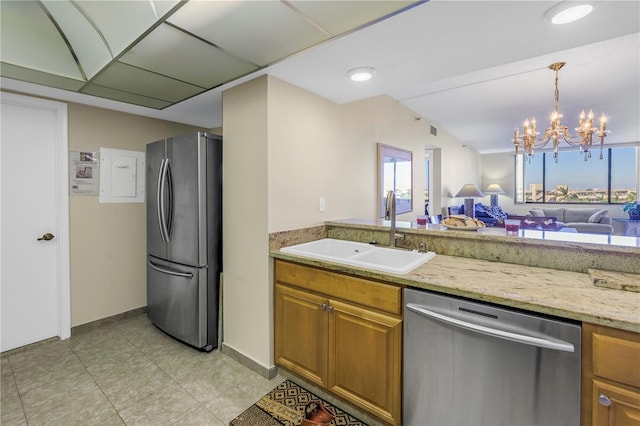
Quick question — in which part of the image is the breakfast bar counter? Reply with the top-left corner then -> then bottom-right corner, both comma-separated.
269,218 -> 640,333
271,250 -> 640,333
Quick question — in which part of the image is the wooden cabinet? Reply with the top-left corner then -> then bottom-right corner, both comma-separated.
328,298 -> 402,424
592,379 -> 640,426
274,260 -> 402,426
275,284 -> 329,387
582,323 -> 640,426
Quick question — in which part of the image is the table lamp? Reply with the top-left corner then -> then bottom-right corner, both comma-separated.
455,184 -> 485,219
484,183 -> 506,207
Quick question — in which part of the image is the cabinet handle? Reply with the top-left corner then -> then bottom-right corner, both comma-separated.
321,303 -> 327,311
598,394 -> 611,407
327,305 -> 334,313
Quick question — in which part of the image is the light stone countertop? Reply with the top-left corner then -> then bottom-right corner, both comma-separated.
326,218 -> 640,252
271,251 -> 640,333
323,218 -> 640,274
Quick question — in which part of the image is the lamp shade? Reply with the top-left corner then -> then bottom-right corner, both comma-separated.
484,184 -> 505,194
455,184 -> 485,198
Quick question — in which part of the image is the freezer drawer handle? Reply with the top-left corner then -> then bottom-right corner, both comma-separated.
148,260 -> 194,278
406,303 -> 575,352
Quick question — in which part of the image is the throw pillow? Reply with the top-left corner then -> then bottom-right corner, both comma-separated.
475,203 -> 490,217
565,208 -> 598,223
588,209 -> 608,223
541,208 -> 565,221
485,205 -> 507,221
529,209 -> 545,217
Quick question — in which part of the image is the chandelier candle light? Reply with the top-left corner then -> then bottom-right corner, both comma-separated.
513,62 -> 610,162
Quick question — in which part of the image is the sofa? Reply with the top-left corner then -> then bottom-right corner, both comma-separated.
529,207 -> 613,234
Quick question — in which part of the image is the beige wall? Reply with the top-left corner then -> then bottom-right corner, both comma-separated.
337,94 -> 428,223
222,76 -> 429,369
267,77 -> 343,231
479,152 -> 516,210
267,80 -> 428,232
67,103 -> 202,326
221,76 -> 272,367
422,126 -> 482,216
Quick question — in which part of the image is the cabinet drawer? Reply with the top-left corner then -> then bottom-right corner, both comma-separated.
593,332 -> 640,388
275,260 -> 402,315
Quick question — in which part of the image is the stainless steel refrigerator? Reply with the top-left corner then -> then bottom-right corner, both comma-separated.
146,132 -> 222,351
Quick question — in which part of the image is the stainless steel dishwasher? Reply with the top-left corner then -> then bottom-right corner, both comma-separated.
404,288 -> 581,426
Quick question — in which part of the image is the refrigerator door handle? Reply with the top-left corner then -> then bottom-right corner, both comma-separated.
157,158 -> 167,242
148,260 -> 194,278
158,158 -> 172,242
165,159 -> 173,239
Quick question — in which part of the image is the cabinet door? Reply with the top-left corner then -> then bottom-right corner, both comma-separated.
593,379 -> 640,426
328,299 -> 402,426
274,284 -> 328,388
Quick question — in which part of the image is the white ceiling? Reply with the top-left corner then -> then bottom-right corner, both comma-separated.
0,0 -> 416,107
2,0 -> 639,154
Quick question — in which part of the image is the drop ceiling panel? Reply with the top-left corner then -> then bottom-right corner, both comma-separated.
120,24 -> 259,88
0,1 -> 82,79
290,1 -> 417,36
81,83 -> 172,109
167,1 -> 327,66
90,62 -> 204,103
73,0 -> 181,57
148,0 -> 183,18
41,0 -> 112,79
0,62 -> 85,91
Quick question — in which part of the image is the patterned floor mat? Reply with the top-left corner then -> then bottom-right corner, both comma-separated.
230,379 -> 368,426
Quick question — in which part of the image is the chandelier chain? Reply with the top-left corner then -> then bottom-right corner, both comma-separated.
554,69 -> 559,116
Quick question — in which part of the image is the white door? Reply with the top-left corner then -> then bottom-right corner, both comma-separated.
1,92 -> 71,352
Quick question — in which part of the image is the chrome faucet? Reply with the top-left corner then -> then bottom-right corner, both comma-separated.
385,190 -> 404,247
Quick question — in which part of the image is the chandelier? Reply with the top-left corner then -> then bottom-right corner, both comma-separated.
513,62 -> 610,162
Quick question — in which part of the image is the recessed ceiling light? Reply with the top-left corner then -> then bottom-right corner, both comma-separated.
347,67 -> 376,82
545,2 -> 594,24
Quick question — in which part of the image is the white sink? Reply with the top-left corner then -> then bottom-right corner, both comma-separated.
280,238 -> 435,274
281,238 -> 374,260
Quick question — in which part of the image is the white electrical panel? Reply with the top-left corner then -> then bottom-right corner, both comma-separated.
99,148 -> 145,203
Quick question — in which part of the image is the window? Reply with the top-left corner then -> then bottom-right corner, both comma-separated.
518,146 -> 638,204
425,158 -> 430,203
378,143 -> 413,217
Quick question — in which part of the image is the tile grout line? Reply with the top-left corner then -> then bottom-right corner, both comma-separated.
139,343 -> 218,426
94,318 -> 203,425
5,358 -> 29,425
73,318 -> 183,424
154,352 -> 228,426
7,343 -> 82,425
70,339 -> 128,425
4,314 -> 270,426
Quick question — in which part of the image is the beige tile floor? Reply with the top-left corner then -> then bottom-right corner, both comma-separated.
0,313 -> 284,426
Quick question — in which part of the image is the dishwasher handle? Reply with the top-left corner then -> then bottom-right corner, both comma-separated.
406,303 -> 575,353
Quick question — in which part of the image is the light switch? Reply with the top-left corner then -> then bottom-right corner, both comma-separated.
319,197 -> 326,212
